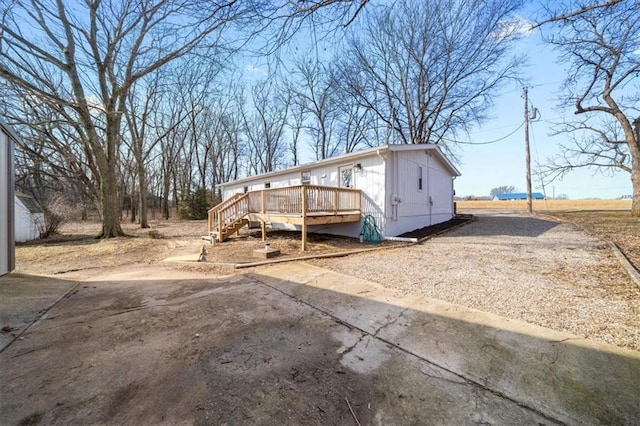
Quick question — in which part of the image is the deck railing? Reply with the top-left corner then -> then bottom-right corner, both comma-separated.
246,185 -> 361,216
208,185 -> 361,233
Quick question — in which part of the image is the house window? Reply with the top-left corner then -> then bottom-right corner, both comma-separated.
301,171 -> 311,184
418,166 -> 423,190
264,182 -> 271,189
339,165 -> 353,188
243,186 -> 248,193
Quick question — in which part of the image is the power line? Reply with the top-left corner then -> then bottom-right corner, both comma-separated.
495,80 -> 564,97
443,121 -> 525,145
530,80 -> 564,88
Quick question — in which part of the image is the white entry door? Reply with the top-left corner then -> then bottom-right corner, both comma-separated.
339,165 -> 354,188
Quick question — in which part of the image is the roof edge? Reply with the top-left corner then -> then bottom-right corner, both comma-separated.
222,143 -> 460,187
0,118 -> 22,143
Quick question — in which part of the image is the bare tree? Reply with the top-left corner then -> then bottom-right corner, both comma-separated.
332,77 -> 378,152
282,0 -> 369,25
124,68 -> 190,228
287,99 -> 306,167
335,0 -> 524,157
261,0 -> 370,57
6,90 -> 100,215
200,82 -> 245,199
1,0 -> 256,237
490,185 -> 518,197
287,58 -> 341,160
537,0 -> 640,215
158,115 -> 185,219
243,80 -> 290,174
530,0 -> 623,29
215,87 -> 245,184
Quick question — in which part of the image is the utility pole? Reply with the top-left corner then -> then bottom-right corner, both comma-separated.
523,87 -> 532,213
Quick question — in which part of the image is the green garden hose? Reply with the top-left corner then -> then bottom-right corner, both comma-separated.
360,214 -> 383,243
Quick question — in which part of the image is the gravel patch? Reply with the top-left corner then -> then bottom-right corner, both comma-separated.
311,211 -> 640,351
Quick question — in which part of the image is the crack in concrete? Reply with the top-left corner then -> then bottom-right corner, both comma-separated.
0,281 -> 81,354
338,333 -> 366,358
372,306 -> 410,338
339,306 -> 409,359
252,274 -> 567,425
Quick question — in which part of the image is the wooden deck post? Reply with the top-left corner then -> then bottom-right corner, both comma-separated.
217,213 -> 223,243
261,220 -> 266,242
301,186 -> 308,251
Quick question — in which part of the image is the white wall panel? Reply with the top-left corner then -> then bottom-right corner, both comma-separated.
1,125 -> 15,275
14,197 -> 43,242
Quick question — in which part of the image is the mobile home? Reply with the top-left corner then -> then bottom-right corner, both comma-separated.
209,144 -> 460,248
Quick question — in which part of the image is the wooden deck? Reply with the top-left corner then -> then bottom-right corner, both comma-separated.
207,185 -> 362,250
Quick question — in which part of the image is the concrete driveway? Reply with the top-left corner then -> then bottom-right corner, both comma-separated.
1,221 -> 639,424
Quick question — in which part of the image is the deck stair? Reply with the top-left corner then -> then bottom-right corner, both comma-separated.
208,193 -> 250,243
211,217 -> 249,241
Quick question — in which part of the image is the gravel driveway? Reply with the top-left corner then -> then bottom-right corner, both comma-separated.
312,210 -> 640,350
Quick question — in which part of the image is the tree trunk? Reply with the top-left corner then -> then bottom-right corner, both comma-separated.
138,161 -> 150,228
632,168 -> 640,217
633,118 -> 640,217
163,176 -> 171,220
130,179 -> 137,223
99,164 -> 125,238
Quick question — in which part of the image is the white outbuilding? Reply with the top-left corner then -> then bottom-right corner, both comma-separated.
14,193 -> 44,242
209,144 -> 460,249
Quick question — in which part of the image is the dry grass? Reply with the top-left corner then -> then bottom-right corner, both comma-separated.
14,219 -> 207,275
15,237 -> 174,275
205,228 -> 402,264
456,199 -> 632,211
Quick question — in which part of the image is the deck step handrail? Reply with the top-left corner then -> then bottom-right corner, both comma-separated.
207,192 -> 250,235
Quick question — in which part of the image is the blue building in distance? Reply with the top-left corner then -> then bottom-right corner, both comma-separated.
493,192 -> 545,201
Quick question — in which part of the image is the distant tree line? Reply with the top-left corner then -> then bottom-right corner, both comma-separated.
489,186 -> 518,198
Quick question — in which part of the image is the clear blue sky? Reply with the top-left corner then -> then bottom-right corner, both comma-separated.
454,23 -> 631,200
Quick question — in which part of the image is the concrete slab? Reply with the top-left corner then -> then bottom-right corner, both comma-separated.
253,247 -> 281,259
0,273 -> 78,352
253,262 -> 640,425
1,263 -> 638,424
1,268 -> 553,425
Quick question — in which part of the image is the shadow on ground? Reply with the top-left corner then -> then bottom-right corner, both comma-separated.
1,266 -> 638,425
448,213 -> 560,238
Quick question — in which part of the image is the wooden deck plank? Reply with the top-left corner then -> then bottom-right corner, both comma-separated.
249,213 -> 361,225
